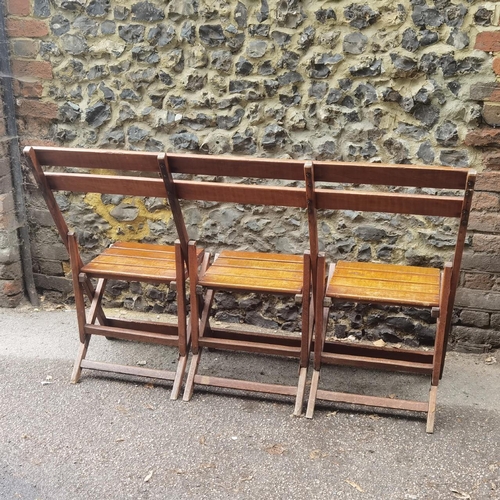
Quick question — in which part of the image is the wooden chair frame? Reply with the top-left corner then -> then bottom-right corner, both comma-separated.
24,146 -> 191,399
157,153 -> 315,415
304,161 -> 476,432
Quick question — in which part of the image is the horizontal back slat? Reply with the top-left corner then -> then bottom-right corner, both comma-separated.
175,181 -> 307,208
315,189 -> 463,217
46,173 -> 165,197
314,162 -> 469,189
32,146 -> 159,172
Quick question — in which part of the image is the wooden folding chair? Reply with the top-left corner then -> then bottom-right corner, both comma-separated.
157,153 -> 313,415
305,161 -> 476,432
24,146 -> 191,399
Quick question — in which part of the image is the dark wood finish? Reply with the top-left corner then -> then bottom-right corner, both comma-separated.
306,159 -> 476,432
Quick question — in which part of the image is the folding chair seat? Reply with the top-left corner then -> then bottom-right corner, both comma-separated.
305,161 -> 476,432
24,146 -> 192,399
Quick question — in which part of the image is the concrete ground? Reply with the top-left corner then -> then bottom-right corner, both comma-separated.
1,305 -> 499,500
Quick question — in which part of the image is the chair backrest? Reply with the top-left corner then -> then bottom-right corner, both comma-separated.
307,160 -> 476,310
24,146 -> 188,255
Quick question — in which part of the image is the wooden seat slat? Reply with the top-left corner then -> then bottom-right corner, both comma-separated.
85,254 -> 177,269
334,261 -> 440,277
102,248 -> 177,260
217,250 -> 303,263
82,263 -> 176,282
199,274 -> 303,294
203,265 -> 303,282
212,257 -> 303,272
111,241 -> 176,253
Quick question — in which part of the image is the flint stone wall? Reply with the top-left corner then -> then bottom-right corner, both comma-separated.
5,0 -> 500,347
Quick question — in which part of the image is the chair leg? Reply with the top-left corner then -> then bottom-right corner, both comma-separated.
71,335 -> 90,384
171,354 -> 188,400
293,366 -> 308,416
426,385 -> 438,434
183,352 -> 201,401
306,369 -> 320,419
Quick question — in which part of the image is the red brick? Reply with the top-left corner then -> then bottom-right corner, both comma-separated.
484,151 -> 500,171
471,191 -> 500,211
494,57 -> 500,75
483,103 -> 500,126
465,128 -> 500,147
17,99 -> 58,119
470,83 -> 500,101
6,0 -> 30,16
11,60 -> 52,80
464,273 -> 495,290
6,18 -> 48,38
475,31 -> 500,52
468,212 -> 500,232
12,79 -> 43,98
475,171 -> 500,192
472,234 -> 500,253
11,39 -> 39,58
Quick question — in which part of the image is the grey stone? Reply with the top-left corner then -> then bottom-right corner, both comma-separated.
452,325 -> 500,348
377,245 -> 394,260
50,15 -> 70,35
120,89 -> 141,101
417,141 -> 435,163
315,8 -> 336,23
412,104 -> 439,127
86,0 -> 109,17
445,5 -> 467,28
73,15 -> 98,35
110,61 -> 130,74
59,102 -> 81,123
447,30 -> 469,50
412,6 -> 444,28
349,59 -> 382,77
298,26 -> 315,50
420,30 -> 439,46
343,32 -> 368,54
418,52 -> 439,74
85,101 -> 111,128
119,24 -> 145,43
131,46 -> 159,64
199,25 -> 226,47
257,0 -> 269,22
316,141 -> 337,160
101,20 -> 116,34
474,7 -> 493,26
144,138 -> 164,152
181,113 -> 213,131
234,2 -> 247,28
171,132 -> 199,150
246,311 -> 278,330
167,0 -> 197,21
147,24 -> 176,47
396,123 -> 426,140
387,316 -> 415,332
232,129 -> 257,154
87,65 -> 108,80
436,121 -> 458,146
261,124 -> 287,149
277,71 -> 303,86
279,50 -> 300,70
55,0 -> 85,11
132,1 -> 164,22
127,68 -> 156,85
439,54 -> 483,77
110,204 -> 139,222
114,6 -> 129,20
128,125 -> 149,142
391,54 -> 418,76
344,4 -> 380,29
247,40 -> 267,58
258,61 -> 275,76
34,0 -> 51,17
309,82 -> 328,99
249,24 -> 270,37
229,80 -> 259,94
101,194 -> 124,206
184,73 -> 206,91
357,243 -> 372,261
235,57 -> 253,76
227,33 -> 246,53
414,88 -> 430,104
354,225 -> 387,242
276,0 -> 306,29
200,133 -> 231,155
40,41 -> 60,57
217,109 -> 244,130
271,31 -> 291,47
62,34 -> 87,55
180,21 -> 196,44
104,128 -> 125,145
440,150 -> 469,167
382,88 -> 401,102
354,84 -> 377,105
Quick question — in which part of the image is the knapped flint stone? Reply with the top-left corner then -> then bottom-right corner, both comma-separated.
56,0 -> 84,11
279,87 -> 301,107
315,8 -> 336,23
402,28 -> 419,52
232,129 -> 257,154
357,243 -> 372,261
114,6 -> 129,20
420,30 -> 439,46
59,102 -> 81,123
119,24 -> 145,43
447,81 -> 460,96
277,71 -> 303,86
171,131 -> 199,150
259,60 -> 275,76
180,21 -> 196,44
181,113 -> 213,131
86,0 -> 109,17
168,96 -> 185,108
349,59 -> 382,77
447,30 -> 469,50
276,0 -> 306,29
110,60 -> 130,74
229,80 -> 259,94
132,46 -> 159,64
87,65 -> 108,80
316,141 -> 336,160
474,7 -> 493,26
412,103 -> 439,126
212,50 -> 233,72
167,0 -> 197,21
414,87 -> 430,104
117,105 -> 135,124
271,31 -> 291,47
361,141 -> 377,159
387,316 -> 415,332
234,2 -> 248,28
132,1 -> 164,22
257,0 -> 269,22
184,73 -> 206,91
73,15 -> 98,35
85,101 -> 111,128
309,82 -> 328,99
440,150 -> 468,167
418,52 -> 439,74
250,24 -> 270,37
235,57 -> 253,76
110,204 -> 139,222
145,138 -> 164,152
396,123 -> 426,140
261,124 -> 287,149
147,24 -> 176,46
436,121 -> 458,146
391,54 -> 418,76
199,25 -> 226,47
354,225 -> 387,242
247,40 -> 267,58
246,311 -> 278,330
412,6 -> 444,27
310,64 -> 329,79
120,89 -> 140,101
377,245 -> 394,260
62,34 -> 87,55
445,5 -> 467,28
415,324 -> 434,345
99,83 -> 114,100
200,132 -> 231,154
101,20 -> 116,34
40,41 -> 61,56
343,32 -> 368,54
298,26 -> 315,50
401,97 -> 415,112
156,71 -> 172,87
227,33 -> 246,53
128,125 -> 149,142
439,54 -> 482,77
34,0 -> 51,17
354,83 -> 377,105
341,95 -> 355,108
382,88 -> 401,102
104,128 -> 125,144
326,88 -> 343,104
127,68 -> 156,85
344,4 -> 380,29
50,15 -> 70,35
